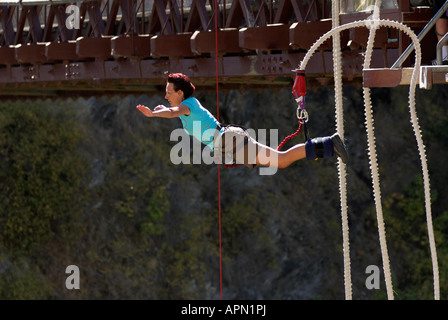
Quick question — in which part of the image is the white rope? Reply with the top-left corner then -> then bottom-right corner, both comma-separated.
300,18 -> 439,300
331,0 -> 352,301
366,8 -> 394,301
409,67 -> 440,301
361,0 -> 395,300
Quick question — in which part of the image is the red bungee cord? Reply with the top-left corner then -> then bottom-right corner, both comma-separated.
277,120 -> 304,151
277,69 -> 308,150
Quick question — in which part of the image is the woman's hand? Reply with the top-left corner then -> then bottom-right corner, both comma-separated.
137,104 -> 170,117
136,104 -> 154,117
137,104 -> 189,118
153,105 -> 169,112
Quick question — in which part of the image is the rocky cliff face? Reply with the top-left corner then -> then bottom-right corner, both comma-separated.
1,84 -> 446,300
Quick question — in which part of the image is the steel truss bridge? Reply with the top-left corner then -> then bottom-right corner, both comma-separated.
0,0 -> 444,100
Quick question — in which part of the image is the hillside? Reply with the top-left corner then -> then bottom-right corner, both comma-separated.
0,84 -> 447,300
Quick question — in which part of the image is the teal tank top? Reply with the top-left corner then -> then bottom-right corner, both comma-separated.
178,97 -> 221,150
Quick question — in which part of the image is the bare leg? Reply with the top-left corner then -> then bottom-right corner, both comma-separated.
254,133 -> 348,168
255,143 -> 306,168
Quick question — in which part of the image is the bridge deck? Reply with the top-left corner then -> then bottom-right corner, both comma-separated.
0,0 -> 442,99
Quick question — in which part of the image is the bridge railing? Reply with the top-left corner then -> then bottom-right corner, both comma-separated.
1,0 -> 441,99
0,0 -> 332,44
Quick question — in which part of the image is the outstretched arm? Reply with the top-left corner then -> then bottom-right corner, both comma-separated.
136,104 -> 190,118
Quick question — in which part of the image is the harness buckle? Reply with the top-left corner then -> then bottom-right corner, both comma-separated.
297,108 -> 309,123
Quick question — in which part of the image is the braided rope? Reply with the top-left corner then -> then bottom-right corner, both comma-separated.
361,0 -> 395,300
300,17 -> 439,300
331,0 -> 352,301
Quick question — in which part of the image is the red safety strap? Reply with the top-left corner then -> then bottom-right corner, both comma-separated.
224,70 -> 307,164
224,163 -> 241,168
277,120 -> 304,151
292,70 -> 306,102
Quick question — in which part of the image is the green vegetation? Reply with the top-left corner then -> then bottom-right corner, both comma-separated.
0,102 -> 87,254
382,175 -> 448,299
0,101 -> 88,299
0,86 -> 447,299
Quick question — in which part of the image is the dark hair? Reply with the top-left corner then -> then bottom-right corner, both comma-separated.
167,73 -> 196,99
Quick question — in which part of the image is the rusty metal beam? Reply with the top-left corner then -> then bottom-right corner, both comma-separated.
184,0 -> 211,32
45,41 -> 79,61
87,1 -> 105,37
272,0 -> 325,24
239,23 -> 289,51
253,0 -> 269,26
0,0 -> 445,100
111,34 -> 151,58
0,6 -> 16,45
42,4 -> 57,42
15,42 -> 47,63
14,6 -> 27,45
148,0 -> 173,34
289,19 -> 333,51
273,0 -> 293,24
104,0 -> 121,35
26,5 -> 43,42
190,28 -> 242,54
0,49 -> 391,85
76,35 -> 113,59
150,32 -> 194,58
363,66 -> 448,88
73,1 -> 88,39
363,68 -> 405,87
0,45 -> 16,64
120,0 -> 137,34
56,4 -> 74,42
225,0 -> 253,28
